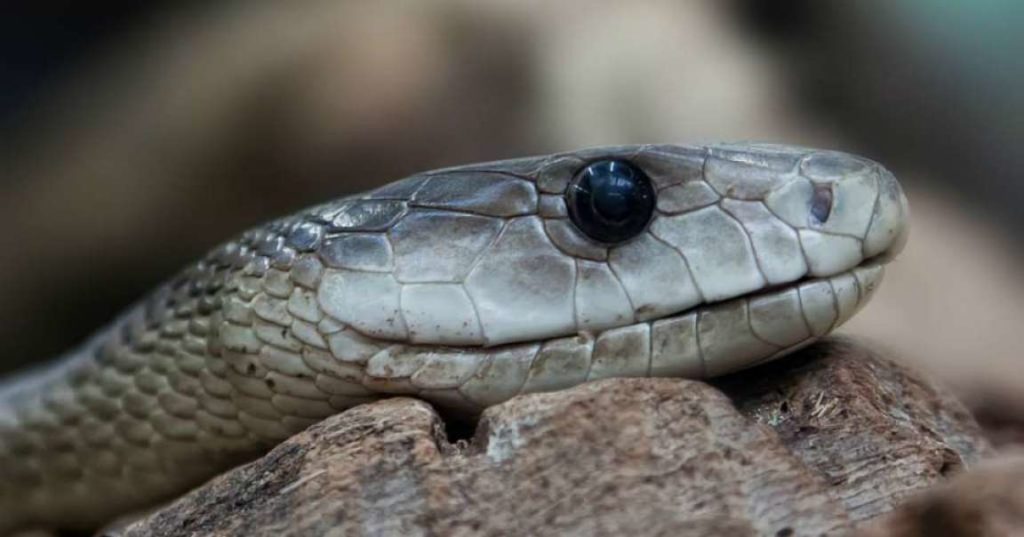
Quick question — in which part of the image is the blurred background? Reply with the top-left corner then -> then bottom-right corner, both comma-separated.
2,1 -> 1022,436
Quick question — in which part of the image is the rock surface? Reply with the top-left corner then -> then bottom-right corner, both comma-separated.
118,338 -> 991,536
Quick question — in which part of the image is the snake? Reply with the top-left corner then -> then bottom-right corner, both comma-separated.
0,143 -> 908,534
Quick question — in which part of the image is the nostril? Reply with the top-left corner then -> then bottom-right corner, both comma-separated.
810,184 -> 833,224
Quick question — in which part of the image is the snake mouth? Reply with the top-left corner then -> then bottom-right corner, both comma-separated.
420,259 -> 890,415
865,247 -> 900,267
627,257 -> 888,379
757,257 -> 886,311
741,253 -> 891,303
356,251 -> 892,415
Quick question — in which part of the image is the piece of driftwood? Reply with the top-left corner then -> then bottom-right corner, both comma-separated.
859,453 -> 1024,537
117,339 -> 991,536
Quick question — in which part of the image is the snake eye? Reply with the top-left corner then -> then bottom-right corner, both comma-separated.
566,159 -> 656,243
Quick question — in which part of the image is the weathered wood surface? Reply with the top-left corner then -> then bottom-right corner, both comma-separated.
117,339 -> 992,536
859,453 -> 1024,537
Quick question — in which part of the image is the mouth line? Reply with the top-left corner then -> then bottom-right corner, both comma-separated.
475,255 -> 892,350
663,253 -> 890,324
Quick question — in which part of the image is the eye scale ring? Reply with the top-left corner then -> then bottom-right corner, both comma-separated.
566,159 -> 656,243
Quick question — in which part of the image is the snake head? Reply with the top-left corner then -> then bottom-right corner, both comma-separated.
296,144 -> 908,349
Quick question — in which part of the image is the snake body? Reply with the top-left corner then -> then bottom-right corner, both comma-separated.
0,144 -> 908,533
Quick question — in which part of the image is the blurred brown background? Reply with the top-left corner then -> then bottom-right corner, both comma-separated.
2,1 -> 1022,418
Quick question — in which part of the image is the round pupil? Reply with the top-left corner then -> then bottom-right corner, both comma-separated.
566,159 -> 656,243
589,161 -> 639,222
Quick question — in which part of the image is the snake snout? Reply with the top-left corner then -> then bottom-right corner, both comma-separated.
863,166 -> 910,259
761,150 -> 909,277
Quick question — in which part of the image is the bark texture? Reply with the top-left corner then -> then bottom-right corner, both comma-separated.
117,339 -> 992,537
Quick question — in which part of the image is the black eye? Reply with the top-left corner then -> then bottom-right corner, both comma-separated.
566,160 -> 656,243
